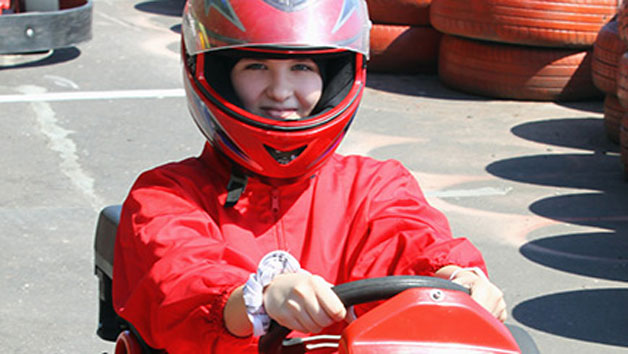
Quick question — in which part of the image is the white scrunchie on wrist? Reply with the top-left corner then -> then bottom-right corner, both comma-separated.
242,251 -> 306,336
448,266 -> 488,281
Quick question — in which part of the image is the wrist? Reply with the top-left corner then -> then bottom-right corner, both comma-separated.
224,285 -> 253,337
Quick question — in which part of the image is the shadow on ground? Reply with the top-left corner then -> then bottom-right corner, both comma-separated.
555,100 -> 605,114
511,118 -> 616,152
513,289 -> 628,347
365,73 -> 491,101
366,73 -> 605,114
520,232 -> 628,282
134,0 -> 185,17
487,153 -> 622,190
486,116 -> 627,347
0,47 -> 81,70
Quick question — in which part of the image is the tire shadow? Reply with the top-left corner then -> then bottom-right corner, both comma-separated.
524,192 -> 628,281
513,289 -> 628,347
170,24 -> 182,34
511,118 -> 616,153
529,192 -> 628,230
487,117 -> 628,347
486,153 -> 623,191
520,232 -> 628,282
365,72 -> 604,112
134,0 -> 185,17
555,100 -> 604,114
365,72 -> 492,101
0,47 -> 81,70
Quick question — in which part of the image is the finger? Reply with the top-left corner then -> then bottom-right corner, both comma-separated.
451,274 -> 477,289
495,299 -> 508,322
469,280 -> 498,313
498,308 -> 508,322
293,309 -> 323,334
298,289 -> 333,331
278,316 -> 309,334
267,295 -> 303,332
288,280 -> 326,333
470,280 -> 506,321
276,299 -> 322,334
312,276 -> 346,323
299,276 -> 343,329
487,288 -> 505,318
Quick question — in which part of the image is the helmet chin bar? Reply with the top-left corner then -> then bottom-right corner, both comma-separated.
264,145 -> 307,165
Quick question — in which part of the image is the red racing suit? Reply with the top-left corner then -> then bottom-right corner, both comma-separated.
112,143 -> 486,353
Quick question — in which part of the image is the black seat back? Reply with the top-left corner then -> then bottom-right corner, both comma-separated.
94,205 -> 164,353
94,205 -> 125,341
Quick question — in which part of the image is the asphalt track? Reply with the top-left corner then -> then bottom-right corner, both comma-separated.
1,0 -> 627,353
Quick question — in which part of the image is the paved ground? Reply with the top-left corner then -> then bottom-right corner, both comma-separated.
1,0 -> 627,353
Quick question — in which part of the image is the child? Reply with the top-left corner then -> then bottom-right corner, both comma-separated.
112,0 -> 507,352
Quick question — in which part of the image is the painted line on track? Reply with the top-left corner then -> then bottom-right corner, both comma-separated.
426,187 -> 512,198
0,89 -> 185,103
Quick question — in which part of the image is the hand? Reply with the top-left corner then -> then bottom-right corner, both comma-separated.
451,270 -> 508,322
263,273 -> 346,334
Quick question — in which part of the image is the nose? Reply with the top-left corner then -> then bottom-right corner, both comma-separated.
265,70 -> 292,102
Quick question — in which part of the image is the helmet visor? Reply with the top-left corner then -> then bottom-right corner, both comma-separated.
182,0 -> 371,57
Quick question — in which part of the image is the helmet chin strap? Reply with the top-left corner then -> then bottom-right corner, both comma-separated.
224,165 -> 248,208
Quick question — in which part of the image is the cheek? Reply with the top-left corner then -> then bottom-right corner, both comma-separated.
298,77 -> 323,110
232,73 -> 263,109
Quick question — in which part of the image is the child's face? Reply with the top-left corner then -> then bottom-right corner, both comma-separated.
230,58 -> 323,120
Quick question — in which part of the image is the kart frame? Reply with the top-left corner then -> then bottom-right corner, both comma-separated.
0,0 -> 92,54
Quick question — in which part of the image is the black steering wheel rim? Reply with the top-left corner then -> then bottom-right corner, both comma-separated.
258,275 -> 469,354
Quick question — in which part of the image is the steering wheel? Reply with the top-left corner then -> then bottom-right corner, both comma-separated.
258,276 -> 469,354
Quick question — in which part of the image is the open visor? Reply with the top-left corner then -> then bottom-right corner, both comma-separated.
182,0 -> 371,58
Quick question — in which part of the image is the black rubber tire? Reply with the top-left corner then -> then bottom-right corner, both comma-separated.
504,324 -> 541,354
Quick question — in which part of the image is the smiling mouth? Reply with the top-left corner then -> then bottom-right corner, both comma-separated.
262,108 -> 299,119
264,145 -> 306,165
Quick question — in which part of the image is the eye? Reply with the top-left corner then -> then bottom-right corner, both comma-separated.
292,63 -> 317,72
244,62 -> 267,70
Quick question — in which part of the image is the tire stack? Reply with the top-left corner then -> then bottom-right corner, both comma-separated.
592,17 -> 626,142
429,0 -> 616,101
615,1 -> 628,177
366,0 -> 441,74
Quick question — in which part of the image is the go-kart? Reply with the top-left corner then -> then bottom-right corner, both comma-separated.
0,0 -> 92,55
94,205 -> 539,353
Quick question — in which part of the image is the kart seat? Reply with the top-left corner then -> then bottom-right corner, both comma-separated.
94,205 -> 122,341
94,205 -> 162,353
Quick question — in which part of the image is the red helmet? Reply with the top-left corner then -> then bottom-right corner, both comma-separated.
181,0 -> 370,179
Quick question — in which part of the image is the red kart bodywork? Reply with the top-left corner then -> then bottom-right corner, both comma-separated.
339,288 -> 519,353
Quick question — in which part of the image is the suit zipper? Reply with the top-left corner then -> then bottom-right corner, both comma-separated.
271,189 -> 285,249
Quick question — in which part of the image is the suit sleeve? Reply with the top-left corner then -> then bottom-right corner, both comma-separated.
346,159 -> 487,282
112,167 -> 257,353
